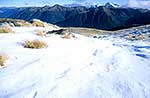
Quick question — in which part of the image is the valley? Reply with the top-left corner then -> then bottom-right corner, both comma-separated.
1,4 -> 150,30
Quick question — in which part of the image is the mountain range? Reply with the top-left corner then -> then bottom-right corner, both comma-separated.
0,3 -> 150,30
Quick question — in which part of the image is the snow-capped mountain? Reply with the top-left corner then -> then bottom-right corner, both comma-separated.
64,2 -> 96,8
1,4 -> 150,30
104,2 -> 120,8
63,3 -> 82,7
63,2 -> 120,8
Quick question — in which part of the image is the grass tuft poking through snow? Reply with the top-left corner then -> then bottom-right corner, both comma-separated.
32,19 -> 45,27
23,40 -> 48,49
0,26 -> 14,33
36,30 -> 46,37
0,53 -> 8,67
62,32 -> 76,39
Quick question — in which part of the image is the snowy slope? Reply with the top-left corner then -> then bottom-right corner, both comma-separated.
0,27 -> 150,98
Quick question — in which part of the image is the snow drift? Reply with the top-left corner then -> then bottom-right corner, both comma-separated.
0,26 -> 150,98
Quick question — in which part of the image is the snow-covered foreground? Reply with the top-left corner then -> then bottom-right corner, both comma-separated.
0,27 -> 150,98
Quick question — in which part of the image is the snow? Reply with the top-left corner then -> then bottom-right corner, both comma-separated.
0,27 -> 150,98
105,2 -> 119,8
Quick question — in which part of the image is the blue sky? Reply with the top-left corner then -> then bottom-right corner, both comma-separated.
0,0 -> 128,7
128,0 -> 150,8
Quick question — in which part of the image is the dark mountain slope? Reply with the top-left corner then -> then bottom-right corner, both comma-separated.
56,7 -> 146,30
0,5 -> 150,30
0,5 -> 88,24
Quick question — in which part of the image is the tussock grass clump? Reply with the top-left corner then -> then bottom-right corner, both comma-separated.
14,21 -> 32,27
23,40 -> 48,49
62,32 -> 76,39
0,18 -> 32,27
32,19 -> 45,27
1,22 -> 15,27
0,26 -> 14,33
0,53 -> 8,67
127,34 -> 147,40
31,19 -> 60,29
36,30 -> 46,37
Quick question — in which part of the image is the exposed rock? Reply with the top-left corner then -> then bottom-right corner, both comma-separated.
46,29 -> 66,35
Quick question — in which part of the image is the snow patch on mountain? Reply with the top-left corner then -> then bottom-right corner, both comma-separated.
105,2 -> 120,8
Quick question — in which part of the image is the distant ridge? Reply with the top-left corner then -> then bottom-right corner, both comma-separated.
63,3 -> 82,7
0,3 -> 150,30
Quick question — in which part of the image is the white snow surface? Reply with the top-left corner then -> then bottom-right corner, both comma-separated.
0,27 -> 150,98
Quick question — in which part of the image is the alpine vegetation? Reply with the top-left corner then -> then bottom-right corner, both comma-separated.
0,26 -> 14,33
0,53 -> 8,67
23,40 -> 48,49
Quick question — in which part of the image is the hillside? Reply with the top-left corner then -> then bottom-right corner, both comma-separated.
1,5 -> 150,30
0,19 -> 150,98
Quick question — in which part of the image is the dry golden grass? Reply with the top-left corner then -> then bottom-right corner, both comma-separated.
127,34 -> 147,40
0,26 -> 14,33
32,19 -> 45,27
36,30 -> 46,37
23,40 -> 48,49
127,34 -> 135,39
0,53 -> 8,67
15,21 -> 32,27
62,32 -> 76,39
64,27 -> 107,37
0,18 -> 32,27
32,21 -> 44,27
139,34 -> 146,40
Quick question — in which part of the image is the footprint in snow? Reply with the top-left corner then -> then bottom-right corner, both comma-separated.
92,49 -> 98,56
